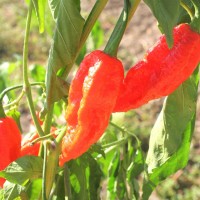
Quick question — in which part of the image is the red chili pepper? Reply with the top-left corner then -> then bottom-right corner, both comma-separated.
59,50 -> 124,166
113,23 -> 200,112
0,117 -> 21,187
21,127 -> 57,157
21,133 -> 40,157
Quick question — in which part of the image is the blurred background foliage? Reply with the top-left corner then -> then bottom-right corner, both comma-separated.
0,0 -> 200,199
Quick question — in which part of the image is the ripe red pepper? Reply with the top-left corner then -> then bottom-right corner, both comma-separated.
113,23 -> 200,112
21,127 -> 57,157
21,132 -> 41,157
59,50 -> 124,166
0,117 -> 21,187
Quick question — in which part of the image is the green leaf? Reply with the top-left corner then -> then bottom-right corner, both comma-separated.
88,144 -> 105,159
32,0 -> 46,33
116,163 -> 126,199
177,0 -> 193,24
127,149 -> 144,179
68,158 -> 89,200
3,182 -> 25,200
88,155 -> 102,199
0,76 -> 6,94
26,179 -> 42,200
51,173 -> 65,200
143,0 -> 180,47
30,64 -> 46,82
45,0 -> 85,107
0,156 -> 43,185
142,68 -> 199,200
0,189 -> 3,199
107,152 -> 120,200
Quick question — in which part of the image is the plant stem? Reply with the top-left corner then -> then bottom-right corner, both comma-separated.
104,0 -> 129,56
3,90 -> 25,109
180,0 -> 194,19
102,137 -> 129,149
22,1 -> 44,136
79,0 -> 109,50
0,82 -> 45,103
42,142 -> 47,200
64,163 -> 72,199
104,0 -> 141,56
31,132 -> 56,145
43,104 -> 54,135
110,121 -> 140,144
45,127 -> 66,198
0,82 -> 44,118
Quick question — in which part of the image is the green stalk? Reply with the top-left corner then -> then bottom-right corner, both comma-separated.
110,121 -> 140,143
22,1 -> 44,136
3,90 -> 25,109
104,0 -> 141,56
45,127 -> 66,199
0,83 -> 45,103
42,142 -> 48,200
31,132 -> 56,144
43,104 -> 54,135
64,163 -> 72,199
180,0 -> 194,19
78,0 -> 109,50
0,83 -> 44,117
0,84 -> 24,117
104,0 -> 129,56
102,137 -> 129,149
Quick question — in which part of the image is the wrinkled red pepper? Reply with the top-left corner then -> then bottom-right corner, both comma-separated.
113,23 -> 200,112
21,132 -> 41,157
0,117 -> 21,187
21,127 -> 57,157
59,50 -> 124,166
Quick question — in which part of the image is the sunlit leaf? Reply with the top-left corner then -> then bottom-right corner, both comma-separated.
87,155 -> 102,199
26,179 -> 42,200
142,68 -> 199,200
0,156 -> 43,185
32,0 -> 47,33
107,152 -> 120,199
143,0 -> 180,47
45,0 -> 85,107
68,157 -> 89,200
3,182 -> 25,200
30,64 -> 46,82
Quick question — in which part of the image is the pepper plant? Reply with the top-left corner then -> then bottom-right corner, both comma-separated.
0,0 -> 200,199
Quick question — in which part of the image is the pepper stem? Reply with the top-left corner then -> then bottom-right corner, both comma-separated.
104,0 -> 141,57
22,1 -> 44,136
104,0 -> 129,57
